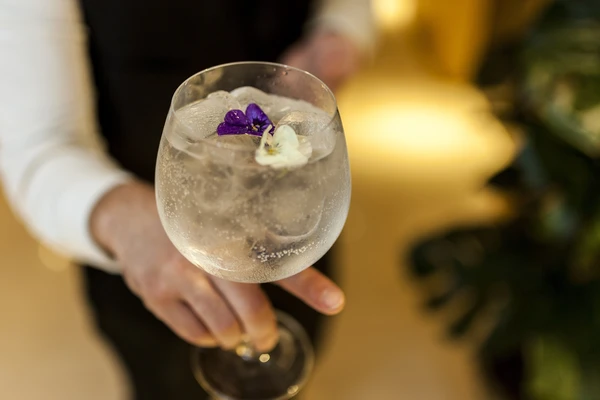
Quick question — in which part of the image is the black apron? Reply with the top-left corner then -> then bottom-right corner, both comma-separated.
77,1 -> 334,398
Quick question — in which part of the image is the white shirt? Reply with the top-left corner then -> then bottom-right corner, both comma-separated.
0,0 -> 375,273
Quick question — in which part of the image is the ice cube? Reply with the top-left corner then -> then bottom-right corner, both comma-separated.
194,159 -> 235,210
175,97 -> 231,141
230,86 -> 276,114
197,133 -> 260,172
229,86 -> 320,123
267,96 -> 319,122
164,114 -> 192,152
276,110 -> 331,136
276,111 -> 336,159
204,132 -> 260,149
207,90 -> 242,110
232,164 -> 274,202
261,175 -> 324,240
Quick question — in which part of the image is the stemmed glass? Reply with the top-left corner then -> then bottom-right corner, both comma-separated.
155,62 -> 351,399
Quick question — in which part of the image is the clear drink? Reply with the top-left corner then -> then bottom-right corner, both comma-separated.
156,87 -> 351,283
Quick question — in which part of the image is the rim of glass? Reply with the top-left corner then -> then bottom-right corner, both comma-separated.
168,61 -> 339,153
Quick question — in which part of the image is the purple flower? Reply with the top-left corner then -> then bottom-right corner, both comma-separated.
217,103 -> 273,136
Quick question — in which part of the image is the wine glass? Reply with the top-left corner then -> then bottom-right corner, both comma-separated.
155,62 -> 351,399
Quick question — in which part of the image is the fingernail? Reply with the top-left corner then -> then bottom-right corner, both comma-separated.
322,289 -> 344,311
219,336 -> 242,351
255,333 -> 279,353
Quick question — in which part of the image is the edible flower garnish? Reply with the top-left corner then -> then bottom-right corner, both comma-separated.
255,125 -> 312,169
217,103 -> 272,136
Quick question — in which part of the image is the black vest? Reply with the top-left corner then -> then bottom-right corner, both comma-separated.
79,0 -> 313,181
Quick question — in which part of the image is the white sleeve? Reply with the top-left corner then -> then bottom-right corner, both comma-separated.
0,0 -> 132,273
310,0 -> 377,54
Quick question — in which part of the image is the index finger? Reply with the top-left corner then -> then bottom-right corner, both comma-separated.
276,267 -> 345,315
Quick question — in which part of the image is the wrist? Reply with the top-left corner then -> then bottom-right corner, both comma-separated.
90,180 -> 155,259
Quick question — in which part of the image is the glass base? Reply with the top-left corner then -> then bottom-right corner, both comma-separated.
192,311 -> 314,400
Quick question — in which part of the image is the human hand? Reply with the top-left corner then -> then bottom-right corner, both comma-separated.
90,182 -> 345,351
281,30 -> 363,92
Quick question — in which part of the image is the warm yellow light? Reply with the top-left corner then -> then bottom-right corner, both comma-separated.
259,353 -> 271,363
357,106 -> 473,155
339,80 -> 515,185
346,105 -> 482,176
373,0 -> 417,30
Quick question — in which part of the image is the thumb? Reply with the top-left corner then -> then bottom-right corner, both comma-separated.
276,267 -> 345,315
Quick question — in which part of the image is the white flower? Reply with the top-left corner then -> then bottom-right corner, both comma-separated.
255,125 -> 312,169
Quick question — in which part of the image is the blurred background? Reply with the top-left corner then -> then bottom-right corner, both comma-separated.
4,0 -> 600,399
